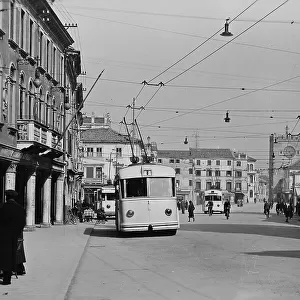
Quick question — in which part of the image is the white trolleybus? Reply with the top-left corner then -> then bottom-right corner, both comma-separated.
100,185 -> 116,218
203,189 -> 229,214
115,163 -> 180,235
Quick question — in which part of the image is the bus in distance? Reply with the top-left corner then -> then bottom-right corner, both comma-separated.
100,185 -> 116,218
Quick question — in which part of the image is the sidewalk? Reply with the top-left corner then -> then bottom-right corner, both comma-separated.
1,223 -> 94,300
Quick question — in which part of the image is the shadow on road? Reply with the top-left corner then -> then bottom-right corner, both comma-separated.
245,250 -> 300,259
262,213 -> 300,227
180,223 -> 300,240
86,227 -> 178,239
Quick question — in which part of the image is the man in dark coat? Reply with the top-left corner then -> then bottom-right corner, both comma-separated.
188,200 -> 195,222
0,190 -> 26,285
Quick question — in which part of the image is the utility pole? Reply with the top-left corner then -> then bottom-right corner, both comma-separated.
269,134 -> 274,203
194,131 -> 200,149
132,98 -> 135,147
126,98 -> 143,157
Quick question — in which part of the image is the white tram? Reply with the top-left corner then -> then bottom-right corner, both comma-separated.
115,163 -> 179,235
100,185 -> 116,218
203,189 -> 225,214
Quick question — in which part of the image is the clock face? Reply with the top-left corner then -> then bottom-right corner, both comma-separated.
283,146 -> 296,158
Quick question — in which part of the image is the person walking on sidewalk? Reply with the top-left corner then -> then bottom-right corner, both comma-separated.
0,190 -> 26,285
188,200 -> 195,222
296,198 -> 300,220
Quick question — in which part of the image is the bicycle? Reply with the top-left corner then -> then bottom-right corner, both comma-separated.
224,207 -> 230,219
264,209 -> 270,219
64,210 -> 78,225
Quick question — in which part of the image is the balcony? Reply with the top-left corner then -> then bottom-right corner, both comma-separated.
17,118 -> 63,156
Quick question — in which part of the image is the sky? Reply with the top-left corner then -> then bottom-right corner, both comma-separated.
51,0 -> 300,169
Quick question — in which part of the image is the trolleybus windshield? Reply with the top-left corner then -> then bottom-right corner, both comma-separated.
125,178 -> 147,197
205,195 -> 222,201
149,178 -> 175,197
123,177 -> 175,198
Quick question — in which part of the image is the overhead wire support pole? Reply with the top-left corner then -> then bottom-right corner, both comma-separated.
55,70 -> 105,148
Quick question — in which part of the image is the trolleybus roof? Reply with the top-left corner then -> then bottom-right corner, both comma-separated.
118,163 -> 175,179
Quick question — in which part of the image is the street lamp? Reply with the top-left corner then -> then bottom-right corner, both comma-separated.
33,69 -> 42,88
220,18 -> 233,37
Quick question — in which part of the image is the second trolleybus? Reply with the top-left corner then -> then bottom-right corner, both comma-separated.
202,189 -> 232,214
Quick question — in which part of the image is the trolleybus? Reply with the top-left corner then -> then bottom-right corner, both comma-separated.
99,185 -> 116,218
203,189 -> 226,214
115,163 -> 179,235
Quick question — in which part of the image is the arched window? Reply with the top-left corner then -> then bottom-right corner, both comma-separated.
38,88 -> 43,122
45,93 -> 50,126
250,164 -> 253,171
57,103 -> 63,132
28,81 -> 34,119
9,64 -> 16,124
250,175 -> 253,184
250,190 -> 253,198
52,97 -> 56,130
19,73 -> 25,119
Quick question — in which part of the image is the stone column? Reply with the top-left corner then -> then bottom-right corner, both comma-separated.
55,175 -> 64,224
5,162 -> 17,190
26,170 -> 36,230
42,173 -> 51,227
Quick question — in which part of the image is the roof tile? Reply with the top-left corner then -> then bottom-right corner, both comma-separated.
81,128 -> 129,143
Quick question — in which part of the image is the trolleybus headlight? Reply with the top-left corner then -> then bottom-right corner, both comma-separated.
126,210 -> 134,218
107,204 -> 111,209
165,208 -> 172,216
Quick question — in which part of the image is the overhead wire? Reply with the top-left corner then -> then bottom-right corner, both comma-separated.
86,76 -> 300,93
164,0 -> 290,85
135,85 -> 163,119
147,0 -> 259,83
146,73 -> 300,127
55,0 -> 88,90
67,13 -> 300,57
51,5 -> 300,25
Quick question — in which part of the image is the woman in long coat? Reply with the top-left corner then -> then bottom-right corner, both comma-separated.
188,200 -> 195,222
0,190 -> 26,285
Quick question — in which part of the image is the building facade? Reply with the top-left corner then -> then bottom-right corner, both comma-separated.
271,127 -> 300,205
0,0 -> 83,228
80,114 -> 142,206
157,148 -> 257,207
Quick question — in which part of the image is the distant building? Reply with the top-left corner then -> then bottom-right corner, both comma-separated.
157,148 -> 257,206
272,126 -> 300,205
79,114 -> 142,205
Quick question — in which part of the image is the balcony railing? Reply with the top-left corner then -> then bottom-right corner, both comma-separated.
17,121 -> 62,151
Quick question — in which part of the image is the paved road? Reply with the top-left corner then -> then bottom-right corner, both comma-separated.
65,203 -> 300,300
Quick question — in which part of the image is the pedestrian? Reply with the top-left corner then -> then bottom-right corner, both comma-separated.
288,203 -> 294,219
296,199 -> 300,220
283,202 -> 289,222
264,201 -> 270,218
0,190 -> 26,285
181,201 -> 185,214
185,200 -> 188,210
177,201 -> 181,210
188,200 -> 195,222
276,202 -> 280,215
